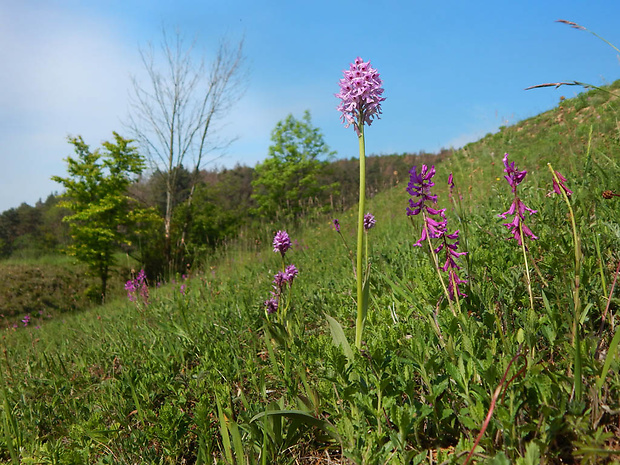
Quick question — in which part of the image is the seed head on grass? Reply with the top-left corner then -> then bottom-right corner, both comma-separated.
336,57 -> 385,135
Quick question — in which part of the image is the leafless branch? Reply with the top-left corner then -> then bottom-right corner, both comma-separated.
126,28 -> 247,265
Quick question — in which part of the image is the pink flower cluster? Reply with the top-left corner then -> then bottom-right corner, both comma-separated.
125,269 -> 149,305
336,57 -> 385,135
264,231 -> 299,315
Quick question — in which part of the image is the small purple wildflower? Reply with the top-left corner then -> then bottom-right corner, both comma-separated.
447,269 -> 468,300
407,164 -> 447,246
284,264 -> 298,284
124,280 -> 137,302
265,229 -> 300,318
336,57 -> 386,135
550,170 -> 572,197
22,314 -> 30,327
180,284 -> 186,295
502,153 -> 528,194
273,230 -> 291,257
499,154 -> 538,245
264,298 -> 278,315
332,218 -> 341,233
406,165 -> 444,217
363,213 -> 376,231
272,271 -> 287,289
414,215 -> 448,247
272,264 -> 298,292
125,269 -> 149,305
448,173 -> 455,199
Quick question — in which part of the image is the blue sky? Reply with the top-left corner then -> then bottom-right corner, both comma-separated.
1,0 -> 620,212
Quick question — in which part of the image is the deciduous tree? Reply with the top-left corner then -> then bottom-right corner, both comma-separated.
127,29 -> 246,270
52,133 -> 153,302
252,111 -> 337,219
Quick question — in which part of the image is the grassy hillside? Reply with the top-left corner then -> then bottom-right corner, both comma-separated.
0,82 -> 619,463
0,255 -> 137,329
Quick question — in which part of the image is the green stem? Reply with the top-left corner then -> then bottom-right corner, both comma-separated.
423,212 -> 456,317
547,163 -> 582,401
355,124 -> 366,350
519,220 -> 535,314
449,249 -> 463,315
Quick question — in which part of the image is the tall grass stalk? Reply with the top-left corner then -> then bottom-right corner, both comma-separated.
519,220 -> 536,315
596,258 -> 620,393
548,163 -> 582,401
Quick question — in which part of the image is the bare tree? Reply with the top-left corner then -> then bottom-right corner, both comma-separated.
127,29 -> 246,269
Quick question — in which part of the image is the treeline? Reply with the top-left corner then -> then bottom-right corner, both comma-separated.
0,149 -> 451,272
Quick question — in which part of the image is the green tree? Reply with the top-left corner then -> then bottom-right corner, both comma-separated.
252,110 -> 337,219
52,133 -> 152,302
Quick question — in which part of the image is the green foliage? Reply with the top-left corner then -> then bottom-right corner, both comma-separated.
0,197 -> 69,259
51,133 -> 155,300
252,111 -> 337,219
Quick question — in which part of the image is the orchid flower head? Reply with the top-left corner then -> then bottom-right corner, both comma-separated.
336,57 -> 385,135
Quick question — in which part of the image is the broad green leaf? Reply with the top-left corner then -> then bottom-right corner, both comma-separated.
249,409 -> 340,442
325,313 -> 354,363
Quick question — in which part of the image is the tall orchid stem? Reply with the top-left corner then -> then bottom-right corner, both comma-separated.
548,163 -> 582,401
518,220 -> 535,315
355,123 -> 367,350
422,213 -> 457,317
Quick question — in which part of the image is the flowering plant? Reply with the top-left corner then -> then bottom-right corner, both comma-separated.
336,57 -> 385,349
125,269 -> 149,307
499,153 -> 537,312
498,154 -> 538,246
407,165 -> 467,311
264,230 -> 299,325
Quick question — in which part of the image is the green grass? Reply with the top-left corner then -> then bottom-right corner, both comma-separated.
0,253 -> 138,328
0,84 -> 619,464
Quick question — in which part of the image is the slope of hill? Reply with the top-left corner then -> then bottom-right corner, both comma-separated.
0,82 -> 618,463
